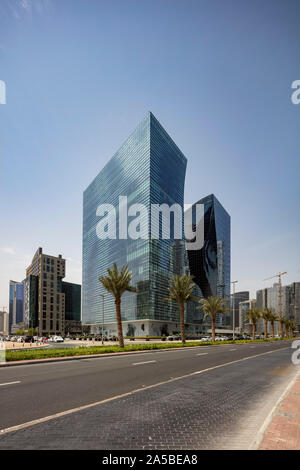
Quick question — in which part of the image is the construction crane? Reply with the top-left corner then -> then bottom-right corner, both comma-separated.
263,272 -> 287,317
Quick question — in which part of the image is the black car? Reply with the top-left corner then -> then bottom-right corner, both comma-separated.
24,335 -> 34,343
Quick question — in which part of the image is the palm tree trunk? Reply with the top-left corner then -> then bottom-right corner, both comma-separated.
115,298 -> 124,348
211,317 -> 215,342
252,322 -> 256,341
271,321 -> 275,339
180,303 -> 185,344
264,320 -> 268,339
280,322 -> 283,338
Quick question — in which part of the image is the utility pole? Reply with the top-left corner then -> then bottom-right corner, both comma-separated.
100,294 -> 105,345
231,281 -> 238,340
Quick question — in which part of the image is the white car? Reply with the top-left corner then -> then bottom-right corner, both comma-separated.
53,335 -> 64,343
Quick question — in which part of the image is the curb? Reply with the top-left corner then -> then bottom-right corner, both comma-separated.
249,364 -> 300,449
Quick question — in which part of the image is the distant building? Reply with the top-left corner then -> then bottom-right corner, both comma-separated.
0,311 -> 9,335
62,281 -> 82,335
256,281 -> 300,334
239,299 -> 257,334
231,291 -> 249,329
62,282 -> 81,322
9,280 -> 25,333
23,248 -> 82,336
26,248 -> 66,335
287,282 -> 300,332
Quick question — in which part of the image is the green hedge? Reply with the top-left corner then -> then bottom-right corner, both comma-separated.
3,337 -> 296,362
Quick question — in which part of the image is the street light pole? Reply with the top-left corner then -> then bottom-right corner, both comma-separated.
231,281 -> 238,341
100,294 -> 105,345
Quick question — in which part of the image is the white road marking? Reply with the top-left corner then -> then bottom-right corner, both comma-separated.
132,360 -> 157,366
0,381 -> 21,387
0,346 -> 290,436
230,349 -> 237,351
196,353 -> 208,356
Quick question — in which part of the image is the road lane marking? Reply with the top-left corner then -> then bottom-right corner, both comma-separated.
0,346 -> 291,436
0,381 -> 21,387
196,353 -> 208,356
132,360 -> 156,366
230,349 -> 237,351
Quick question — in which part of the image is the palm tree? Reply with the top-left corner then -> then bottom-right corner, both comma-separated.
284,319 -> 290,338
277,314 -> 286,338
99,263 -> 138,348
286,319 -> 296,337
163,274 -> 197,344
246,308 -> 261,340
261,308 -> 273,339
290,321 -> 297,337
197,297 -> 228,342
269,312 -> 278,339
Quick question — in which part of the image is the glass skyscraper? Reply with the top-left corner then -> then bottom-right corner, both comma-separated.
185,194 -> 231,328
82,112 -> 188,336
9,280 -> 25,332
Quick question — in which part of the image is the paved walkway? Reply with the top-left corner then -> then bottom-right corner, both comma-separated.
259,372 -> 300,450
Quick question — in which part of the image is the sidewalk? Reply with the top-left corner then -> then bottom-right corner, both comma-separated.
259,370 -> 300,450
3,341 -> 48,350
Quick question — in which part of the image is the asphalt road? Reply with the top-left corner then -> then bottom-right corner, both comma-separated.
0,340 -> 298,449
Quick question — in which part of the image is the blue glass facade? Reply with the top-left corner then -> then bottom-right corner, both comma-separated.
82,112 -> 187,331
185,194 -> 231,327
9,280 -> 25,331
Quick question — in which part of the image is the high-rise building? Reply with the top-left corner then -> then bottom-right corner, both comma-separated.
288,282 -> 300,332
255,282 -> 300,335
25,248 -> 66,335
9,280 -> 25,332
0,311 -> 9,335
61,281 -> 82,335
185,194 -> 231,328
231,291 -> 249,328
239,299 -> 256,334
82,112 -> 190,336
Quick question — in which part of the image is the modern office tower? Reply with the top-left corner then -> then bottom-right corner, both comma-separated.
185,194 -> 231,328
62,282 -> 81,321
25,248 -> 66,335
0,311 -> 9,335
239,299 -> 256,334
62,281 -> 82,335
9,280 -> 25,332
231,291 -> 249,328
82,112 -> 188,336
24,275 -> 39,330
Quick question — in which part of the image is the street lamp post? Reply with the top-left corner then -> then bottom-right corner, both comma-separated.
231,281 -> 238,341
100,294 -> 105,345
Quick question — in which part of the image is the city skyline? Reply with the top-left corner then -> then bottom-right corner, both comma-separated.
1,0 -> 300,309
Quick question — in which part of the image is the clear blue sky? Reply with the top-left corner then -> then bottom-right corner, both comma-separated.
0,0 -> 299,308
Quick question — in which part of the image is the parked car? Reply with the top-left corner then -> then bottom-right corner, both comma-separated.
53,335 -> 64,343
24,335 -> 34,343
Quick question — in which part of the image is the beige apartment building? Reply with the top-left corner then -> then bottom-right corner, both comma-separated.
26,248 -> 66,336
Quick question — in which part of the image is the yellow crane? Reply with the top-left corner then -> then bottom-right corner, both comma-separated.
263,272 -> 287,317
